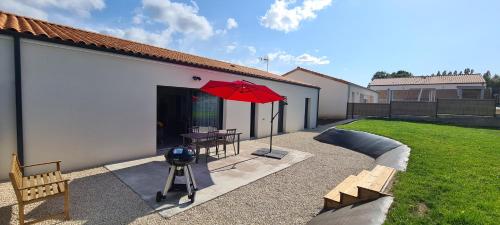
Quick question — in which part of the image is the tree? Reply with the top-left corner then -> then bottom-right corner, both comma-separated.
372,71 -> 390,80
459,71 -> 463,75
448,71 -> 453,75
492,74 -> 500,88
488,74 -> 500,88
471,69 -> 475,74
464,68 -> 471,75
371,70 -> 413,80
437,71 -> 441,76
453,70 -> 458,75
391,70 -> 413,78
483,71 -> 500,89
442,70 -> 447,76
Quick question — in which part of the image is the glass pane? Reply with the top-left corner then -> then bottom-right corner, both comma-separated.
192,92 -> 220,129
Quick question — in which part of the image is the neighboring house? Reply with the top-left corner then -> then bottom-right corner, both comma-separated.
369,75 -> 488,103
0,12 -> 319,180
283,67 -> 378,120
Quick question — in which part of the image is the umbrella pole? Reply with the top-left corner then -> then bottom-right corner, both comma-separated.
269,101 -> 274,153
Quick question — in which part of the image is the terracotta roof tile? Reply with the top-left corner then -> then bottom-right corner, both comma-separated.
0,11 -> 317,89
369,75 -> 486,86
283,67 -> 349,84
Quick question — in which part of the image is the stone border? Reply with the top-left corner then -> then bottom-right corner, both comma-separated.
314,127 -> 410,171
307,197 -> 394,225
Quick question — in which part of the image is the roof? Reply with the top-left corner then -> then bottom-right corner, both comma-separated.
0,11 -> 318,89
283,67 -> 375,92
369,74 -> 486,86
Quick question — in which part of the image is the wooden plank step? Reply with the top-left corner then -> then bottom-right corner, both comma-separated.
359,165 -> 396,193
338,170 -> 373,205
340,170 -> 371,198
324,175 -> 358,202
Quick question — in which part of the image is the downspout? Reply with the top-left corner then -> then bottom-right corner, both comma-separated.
14,35 -> 24,165
316,88 -> 320,128
346,84 -> 351,119
347,84 -> 351,103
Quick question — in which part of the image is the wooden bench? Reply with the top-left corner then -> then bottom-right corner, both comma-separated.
9,154 -> 70,225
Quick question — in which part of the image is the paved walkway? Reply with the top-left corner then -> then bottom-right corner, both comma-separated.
105,142 -> 312,218
0,124 -> 374,225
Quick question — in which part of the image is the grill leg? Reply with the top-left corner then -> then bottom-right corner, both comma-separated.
187,165 -> 197,190
162,165 -> 176,195
184,167 -> 192,196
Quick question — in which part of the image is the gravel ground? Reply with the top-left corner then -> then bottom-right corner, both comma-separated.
0,124 -> 374,225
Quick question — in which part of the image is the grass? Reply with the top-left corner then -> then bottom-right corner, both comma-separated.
338,119 -> 500,225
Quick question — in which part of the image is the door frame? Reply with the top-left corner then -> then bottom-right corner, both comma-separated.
304,98 -> 310,129
278,100 -> 286,133
250,103 -> 256,138
156,85 -> 224,148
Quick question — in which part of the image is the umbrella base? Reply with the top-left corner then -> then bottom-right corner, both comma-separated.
251,149 -> 288,159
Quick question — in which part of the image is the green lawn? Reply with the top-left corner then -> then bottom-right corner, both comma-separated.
338,119 -> 500,225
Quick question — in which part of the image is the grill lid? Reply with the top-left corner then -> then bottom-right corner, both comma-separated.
165,146 -> 195,166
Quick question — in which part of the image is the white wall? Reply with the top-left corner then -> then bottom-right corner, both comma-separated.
224,100 -> 251,138
11,39 -> 317,176
349,85 -> 379,103
284,70 -> 348,119
0,35 -> 16,180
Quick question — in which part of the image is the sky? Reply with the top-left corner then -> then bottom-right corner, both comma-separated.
1,0 -> 499,86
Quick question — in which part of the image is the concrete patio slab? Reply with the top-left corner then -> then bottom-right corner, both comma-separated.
105,141 -> 313,218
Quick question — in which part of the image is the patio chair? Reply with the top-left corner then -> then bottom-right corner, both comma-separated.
189,126 -> 202,144
207,126 -> 218,132
220,129 -> 237,157
190,126 -> 200,133
9,154 -> 70,225
197,130 -> 220,162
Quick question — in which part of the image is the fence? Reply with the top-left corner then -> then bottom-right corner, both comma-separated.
346,103 -> 389,118
347,99 -> 497,118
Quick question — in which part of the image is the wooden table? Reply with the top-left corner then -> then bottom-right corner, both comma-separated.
180,131 -> 242,162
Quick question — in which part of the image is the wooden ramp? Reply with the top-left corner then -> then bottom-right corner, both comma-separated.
324,165 -> 396,209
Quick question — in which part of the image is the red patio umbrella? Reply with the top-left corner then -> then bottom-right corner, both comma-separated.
200,80 -> 288,159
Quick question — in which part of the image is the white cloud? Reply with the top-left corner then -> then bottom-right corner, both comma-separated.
0,0 -> 48,19
0,0 -> 220,49
215,17 -> 238,35
139,0 -> 213,40
225,43 -> 237,53
260,0 -> 332,32
267,51 -> 330,65
101,27 -> 173,48
0,0 -> 105,19
223,43 -> 257,55
247,46 -> 257,55
226,18 -> 238,30
295,53 -> 330,64
132,13 -> 145,24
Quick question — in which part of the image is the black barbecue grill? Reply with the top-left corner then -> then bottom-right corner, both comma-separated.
156,146 -> 198,203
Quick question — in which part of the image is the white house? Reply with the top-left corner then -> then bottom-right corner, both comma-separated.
283,67 -> 378,120
0,12 -> 319,179
369,75 -> 488,103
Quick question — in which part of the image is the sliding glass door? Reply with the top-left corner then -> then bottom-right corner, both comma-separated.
157,86 -> 223,150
